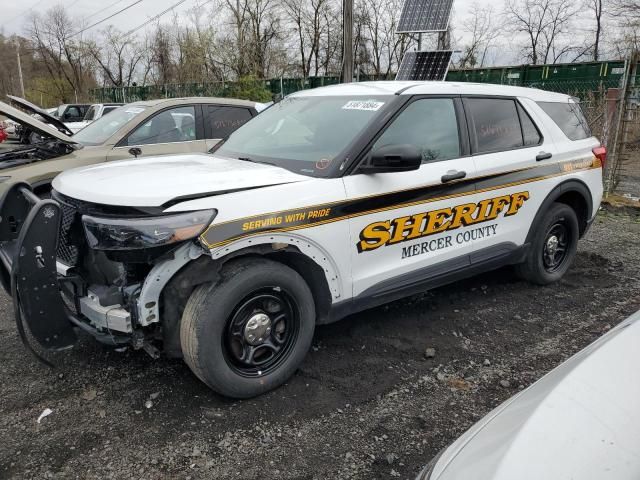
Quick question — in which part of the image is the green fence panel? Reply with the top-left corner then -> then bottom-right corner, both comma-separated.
90,60 -> 632,103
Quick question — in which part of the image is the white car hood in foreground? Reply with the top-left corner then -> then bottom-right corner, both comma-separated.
52,154 -> 310,207
428,312 -> 640,480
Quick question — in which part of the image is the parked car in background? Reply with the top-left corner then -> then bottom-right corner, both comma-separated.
7,96 -> 74,144
0,96 -> 265,196
0,117 -> 17,140
53,103 -> 91,122
417,310 -> 640,480
65,103 -> 124,133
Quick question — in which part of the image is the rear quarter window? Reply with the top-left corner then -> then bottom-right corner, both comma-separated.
537,101 -> 591,140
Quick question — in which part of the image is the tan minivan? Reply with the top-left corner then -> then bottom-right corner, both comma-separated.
0,96 -> 267,196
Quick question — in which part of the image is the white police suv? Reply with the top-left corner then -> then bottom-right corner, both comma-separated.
0,82 -> 604,398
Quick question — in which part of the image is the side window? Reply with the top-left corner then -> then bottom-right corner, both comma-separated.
517,103 -> 542,146
84,106 -> 96,121
126,106 -> 196,146
465,98 -> 523,153
372,98 -> 460,163
207,106 -> 252,138
65,106 -> 81,121
537,101 -> 591,140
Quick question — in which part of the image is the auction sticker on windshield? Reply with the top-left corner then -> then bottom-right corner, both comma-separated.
342,100 -> 385,111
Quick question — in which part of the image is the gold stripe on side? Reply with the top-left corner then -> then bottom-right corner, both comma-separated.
200,164 -> 600,249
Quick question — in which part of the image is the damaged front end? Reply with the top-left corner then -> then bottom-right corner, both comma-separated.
0,183 -> 214,363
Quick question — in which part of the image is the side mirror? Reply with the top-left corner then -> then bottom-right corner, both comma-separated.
360,144 -> 422,173
128,147 -> 142,158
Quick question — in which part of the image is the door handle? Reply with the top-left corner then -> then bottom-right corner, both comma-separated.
441,170 -> 466,183
536,151 -> 552,161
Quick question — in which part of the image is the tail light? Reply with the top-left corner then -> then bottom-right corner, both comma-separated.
592,146 -> 607,168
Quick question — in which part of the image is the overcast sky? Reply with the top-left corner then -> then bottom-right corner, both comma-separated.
0,0 -> 476,40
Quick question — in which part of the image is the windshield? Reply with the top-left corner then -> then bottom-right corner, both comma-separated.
73,105 -> 146,145
216,95 -> 395,177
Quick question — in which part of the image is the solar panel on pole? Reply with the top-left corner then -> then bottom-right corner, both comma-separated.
395,51 -> 453,81
396,0 -> 454,33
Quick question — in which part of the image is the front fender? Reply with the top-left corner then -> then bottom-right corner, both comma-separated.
208,232 -> 345,302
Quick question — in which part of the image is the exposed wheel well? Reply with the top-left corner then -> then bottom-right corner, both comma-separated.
160,245 -> 332,358
553,190 -> 590,236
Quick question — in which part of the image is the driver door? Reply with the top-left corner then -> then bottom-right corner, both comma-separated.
344,96 -> 479,299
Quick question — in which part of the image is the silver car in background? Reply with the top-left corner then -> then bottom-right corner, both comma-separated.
418,310 -> 640,480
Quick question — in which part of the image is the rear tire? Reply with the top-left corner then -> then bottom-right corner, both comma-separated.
515,202 -> 579,285
180,258 -> 315,398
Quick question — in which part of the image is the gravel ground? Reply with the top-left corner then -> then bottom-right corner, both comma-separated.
1,210 -> 640,480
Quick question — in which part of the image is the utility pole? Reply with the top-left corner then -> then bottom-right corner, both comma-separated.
342,0 -> 353,83
15,37 -> 25,98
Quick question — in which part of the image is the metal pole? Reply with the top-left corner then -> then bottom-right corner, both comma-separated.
342,0 -> 353,83
417,33 -> 422,51
437,31 -> 448,50
15,37 -> 25,98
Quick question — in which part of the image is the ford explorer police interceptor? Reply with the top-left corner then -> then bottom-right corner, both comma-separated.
0,81 -> 604,398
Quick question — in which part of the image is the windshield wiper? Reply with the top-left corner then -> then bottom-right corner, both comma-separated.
237,156 -> 277,166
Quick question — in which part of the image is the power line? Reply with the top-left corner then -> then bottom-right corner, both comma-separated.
69,0 -> 145,38
121,0 -> 190,38
84,0 -> 128,22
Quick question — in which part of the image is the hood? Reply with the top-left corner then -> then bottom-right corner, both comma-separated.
429,312 -> 640,480
7,95 -> 74,136
52,153 -> 311,207
0,100 -> 77,145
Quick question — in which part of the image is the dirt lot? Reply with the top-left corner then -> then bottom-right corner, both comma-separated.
1,211 -> 639,480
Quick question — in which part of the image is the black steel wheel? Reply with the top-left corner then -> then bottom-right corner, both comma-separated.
542,221 -> 571,273
180,258 -> 315,398
516,202 -> 580,285
223,288 -> 300,377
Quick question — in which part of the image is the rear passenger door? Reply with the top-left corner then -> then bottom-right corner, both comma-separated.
463,96 -> 550,253
204,105 -> 254,150
345,96 -> 479,298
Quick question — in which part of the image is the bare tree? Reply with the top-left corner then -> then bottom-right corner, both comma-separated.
457,3 -> 504,68
283,0 -> 333,78
585,0 -> 605,60
607,0 -> 640,57
87,26 -> 143,87
28,6 -> 96,101
504,0 -> 578,64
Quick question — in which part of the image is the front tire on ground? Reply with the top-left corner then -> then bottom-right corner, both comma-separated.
515,202 -> 579,285
180,258 -> 316,398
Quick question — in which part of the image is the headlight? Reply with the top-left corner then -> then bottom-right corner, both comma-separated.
82,209 -> 216,250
